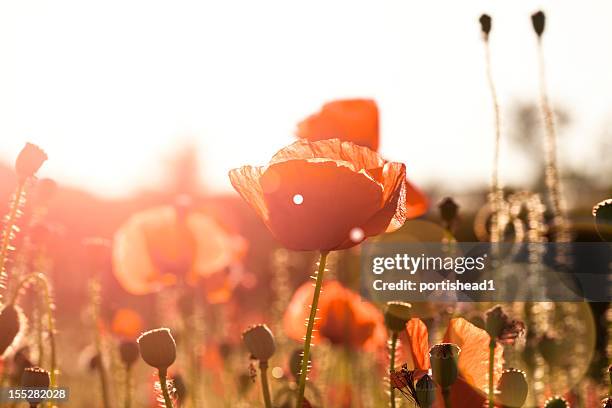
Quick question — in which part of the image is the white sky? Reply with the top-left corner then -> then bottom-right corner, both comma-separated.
0,0 -> 610,197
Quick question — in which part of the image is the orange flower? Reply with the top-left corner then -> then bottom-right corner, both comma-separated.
283,280 -> 386,350
296,99 -> 428,219
111,308 -> 144,340
229,139 -> 407,251
112,205 -> 247,297
405,317 -> 504,408
297,99 -> 380,151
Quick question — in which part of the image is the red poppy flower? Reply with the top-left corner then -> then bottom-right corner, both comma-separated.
112,206 -> 247,298
283,280 -> 386,350
405,317 -> 504,408
296,99 -> 428,218
229,138 -> 407,251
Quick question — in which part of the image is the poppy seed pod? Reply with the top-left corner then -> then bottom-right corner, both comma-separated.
21,367 -> 50,406
438,197 -> 459,228
15,143 -> 47,181
415,374 -> 436,408
497,368 -> 528,408
593,199 -> 612,241
429,343 -> 460,389
0,304 -> 21,356
119,340 -> 140,368
384,301 -> 412,333
479,14 -> 492,37
544,396 -> 569,408
242,324 -> 275,362
137,328 -> 176,370
531,11 -> 546,37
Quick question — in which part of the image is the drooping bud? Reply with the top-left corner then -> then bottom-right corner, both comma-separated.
137,328 -> 176,370
0,304 -> 22,356
119,340 -> 140,368
416,374 -> 436,408
383,301 -> 412,333
544,396 -> 569,408
593,199 -> 612,241
531,11 -> 546,37
479,14 -> 492,39
242,324 -> 275,362
21,367 -> 51,406
15,143 -> 47,181
429,343 -> 460,389
497,368 -> 528,408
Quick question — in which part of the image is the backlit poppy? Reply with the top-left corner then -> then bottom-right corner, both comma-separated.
112,205 -> 247,297
283,280 -> 386,350
229,138 -> 407,251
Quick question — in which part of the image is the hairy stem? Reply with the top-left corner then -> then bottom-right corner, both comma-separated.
0,182 -> 26,299
389,331 -> 398,408
296,251 -> 329,408
259,361 -> 273,408
158,368 -> 174,408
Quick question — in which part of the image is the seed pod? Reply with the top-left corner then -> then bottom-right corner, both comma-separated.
0,305 -> 21,356
21,367 -> 50,406
497,369 -> 528,408
119,340 -> 140,368
479,14 -> 492,37
416,374 -> 436,408
544,396 -> 569,408
602,397 -> 612,408
384,301 -> 412,333
531,11 -> 546,37
593,199 -> 612,241
242,324 -> 275,362
15,143 -> 47,181
429,343 -> 460,389
137,328 -> 176,370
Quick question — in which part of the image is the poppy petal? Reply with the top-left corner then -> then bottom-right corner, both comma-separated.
361,162 -> 407,236
228,165 -> 268,222
406,318 -> 431,370
405,179 -> 429,218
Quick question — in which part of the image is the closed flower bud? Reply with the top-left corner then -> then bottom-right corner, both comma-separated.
21,367 -> 50,406
384,301 -> 412,332
429,343 -> 460,389
242,324 -> 275,362
479,14 -> 492,38
531,11 -> 546,37
0,305 -> 22,356
438,197 -> 459,228
544,396 -> 569,408
119,340 -> 140,368
497,368 -> 528,408
137,328 -> 176,370
416,374 -> 436,408
15,143 -> 47,181
593,199 -> 612,241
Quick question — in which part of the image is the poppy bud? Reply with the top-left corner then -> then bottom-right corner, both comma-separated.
384,301 -> 412,332
531,11 -> 546,37
544,396 -> 569,408
15,143 -> 47,181
438,197 -> 459,228
137,328 -> 176,370
119,340 -> 140,368
602,397 -> 612,408
21,367 -> 50,406
416,374 -> 436,408
593,199 -> 612,241
242,324 -> 275,362
479,14 -> 492,38
497,368 -> 528,408
429,343 -> 460,389
0,304 -> 21,356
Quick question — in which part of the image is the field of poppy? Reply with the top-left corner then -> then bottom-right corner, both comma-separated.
1,5 -> 612,408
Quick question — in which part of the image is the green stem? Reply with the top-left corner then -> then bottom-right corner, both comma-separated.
488,339 -> 495,408
0,182 -> 25,299
125,366 -> 132,408
158,368 -> 174,408
443,387 -> 452,408
389,331 -> 398,408
259,361 -> 272,408
296,251 -> 329,408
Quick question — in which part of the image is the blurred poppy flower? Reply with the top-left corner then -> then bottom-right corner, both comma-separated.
297,99 -> 380,151
112,205 -> 247,299
229,139 -> 407,251
111,308 -> 144,340
297,99 -> 428,218
404,318 -> 504,408
283,280 -> 385,350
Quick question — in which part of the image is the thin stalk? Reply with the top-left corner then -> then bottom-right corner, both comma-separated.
259,361 -> 273,408
442,387 -> 452,408
389,332 -> 398,408
296,251 -> 329,408
0,182 -> 26,299
158,368 -> 174,408
125,366 -> 132,408
488,339 -> 495,408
